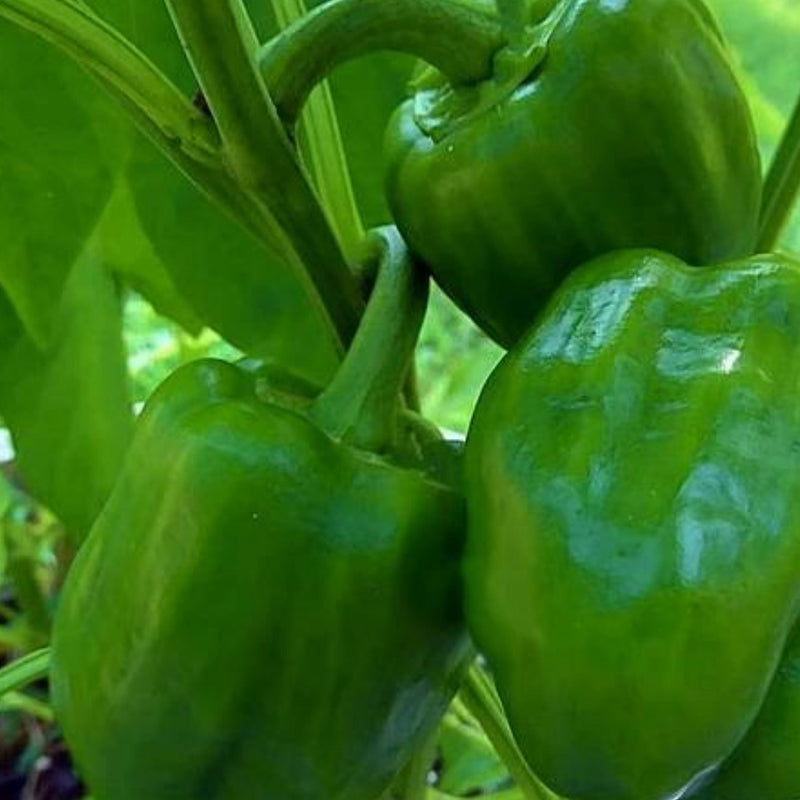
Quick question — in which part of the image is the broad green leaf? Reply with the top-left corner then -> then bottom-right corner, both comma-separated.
91,176 -> 203,335
0,0 -> 203,345
1,0 -> 342,383
125,137 -> 339,382
92,0 -> 275,89
92,0 -> 194,88
96,0 -> 341,380
0,0 -> 406,385
0,256 -> 133,541
0,17 -> 123,345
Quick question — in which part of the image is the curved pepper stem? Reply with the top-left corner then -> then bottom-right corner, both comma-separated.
309,227 -> 428,454
258,0 -> 505,127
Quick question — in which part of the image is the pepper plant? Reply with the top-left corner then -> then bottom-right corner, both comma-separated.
0,0 -> 800,798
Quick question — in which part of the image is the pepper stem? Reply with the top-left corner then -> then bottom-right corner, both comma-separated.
258,0 -> 505,127
309,227 -> 428,454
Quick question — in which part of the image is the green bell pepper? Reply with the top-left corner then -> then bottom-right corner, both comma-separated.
690,620 -> 800,800
464,249 -> 800,800
385,0 -> 761,347
51,228 -> 470,800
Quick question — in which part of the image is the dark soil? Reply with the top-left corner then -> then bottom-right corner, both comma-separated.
0,720 -> 84,800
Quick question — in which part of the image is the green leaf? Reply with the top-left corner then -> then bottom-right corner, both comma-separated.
125,137 -> 339,382
91,176 -> 203,335
0,648 -> 50,697
0,16 -> 123,346
91,0 -> 192,85
0,255 -> 133,542
107,0 -> 345,378
92,0 -> 275,89
0,0 -> 215,342
0,0 -> 343,381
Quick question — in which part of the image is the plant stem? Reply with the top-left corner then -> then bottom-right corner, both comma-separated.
0,648 -> 51,697
0,0 -> 220,166
165,0 -> 363,348
271,0 -> 365,260
310,227 -> 428,453
758,91 -> 800,252
259,0 -> 505,126
459,663 -> 556,800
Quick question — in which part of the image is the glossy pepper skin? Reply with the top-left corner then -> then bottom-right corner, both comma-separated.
385,0 -> 761,347
464,250 -> 800,800
51,359 -> 469,800
690,621 -> 800,800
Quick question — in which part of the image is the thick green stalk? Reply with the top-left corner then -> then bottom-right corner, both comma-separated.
165,0 -> 363,347
459,663 -> 556,800
271,0 -> 365,260
759,91 -> 800,252
259,0 -> 505,126
310,227 -> 427,453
